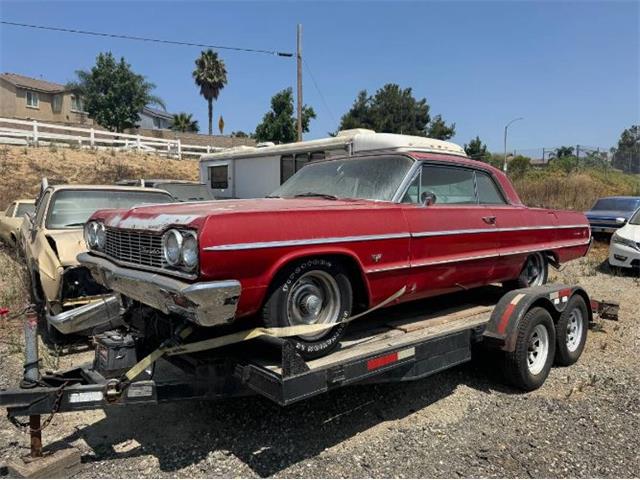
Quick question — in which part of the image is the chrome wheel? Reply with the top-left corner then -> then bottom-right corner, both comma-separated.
286,270 -> 341,340
527,324 -> 549,375
524,253 -> 546,287
565,307 -> 584,353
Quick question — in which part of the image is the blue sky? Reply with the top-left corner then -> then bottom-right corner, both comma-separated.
1,1 -> 638,153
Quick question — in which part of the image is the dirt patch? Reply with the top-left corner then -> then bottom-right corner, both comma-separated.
0,245 -> 639,478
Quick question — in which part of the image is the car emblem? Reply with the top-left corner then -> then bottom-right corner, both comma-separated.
141,247 -> 162,255
371,253 -> 382,263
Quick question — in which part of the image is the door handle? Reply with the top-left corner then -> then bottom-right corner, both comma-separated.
482,216 -> 497,225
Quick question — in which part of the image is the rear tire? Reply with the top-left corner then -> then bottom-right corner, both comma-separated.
262,258 -> 352,360
503,253 -> 549,290
554,295 -> 588,366
503,307 -> 556,391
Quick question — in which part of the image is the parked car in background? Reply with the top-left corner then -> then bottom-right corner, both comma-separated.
22,181 -> 176,342
116,179 -> 214,201
609,207 -> 640,270
585,196 -> 640,234
0,199 -> 35,249
79,134 -> 591,359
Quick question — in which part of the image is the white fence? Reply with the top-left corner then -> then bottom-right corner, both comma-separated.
0,118 -> 226,160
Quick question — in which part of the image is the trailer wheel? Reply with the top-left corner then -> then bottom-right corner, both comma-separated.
503,307 -> 556,391
262,258 -> 352,360
554,295 -> 588,366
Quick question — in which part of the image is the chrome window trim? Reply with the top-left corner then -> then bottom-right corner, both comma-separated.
412,224 -> 589,238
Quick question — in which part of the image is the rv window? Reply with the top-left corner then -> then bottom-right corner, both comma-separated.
209,165 -> 228,189
280,155 -> 295,184
310,151 -> 325,161
295,153 -> 309,172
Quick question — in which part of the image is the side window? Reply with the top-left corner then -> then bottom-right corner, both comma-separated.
280,155 -> 294,184
475,171 -> 506,204
421,165 -> 476,205
5,203 -> 16,216
209,165 -> 228,189
34,191 -> 51,227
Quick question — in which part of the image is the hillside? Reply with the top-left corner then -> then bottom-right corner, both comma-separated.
0,145 -> 199,207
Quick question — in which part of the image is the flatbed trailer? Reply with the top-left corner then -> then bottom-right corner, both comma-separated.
0,283 -> 618,475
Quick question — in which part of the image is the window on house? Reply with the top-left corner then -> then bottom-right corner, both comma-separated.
475,171 -> 506,204
209,165 -> 229,189
52,95 -> 62,112
153,116 -> 162,129
71,95 -> 83,112
26,91 -> 39,108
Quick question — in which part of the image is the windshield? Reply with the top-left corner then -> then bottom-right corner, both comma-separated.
46,190 -> 174,229
630,208 -> 640,225
591,198 -> 640,211
271,156 -> 414,201
15,203 -> 35,217
158,183 -> 214,201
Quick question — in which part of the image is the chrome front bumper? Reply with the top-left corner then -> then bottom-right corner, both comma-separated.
47,295 -> 122,335
77,252 -> 241,327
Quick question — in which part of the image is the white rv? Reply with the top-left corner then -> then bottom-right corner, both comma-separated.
198,129 -> 466,199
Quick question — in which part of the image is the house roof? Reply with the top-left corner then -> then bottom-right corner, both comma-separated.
142,105 -> 174,120
0,73 -> 68,93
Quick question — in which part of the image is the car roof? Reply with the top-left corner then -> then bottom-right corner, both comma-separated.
46,184 -> 172,194
596,196 -> 640,200
14,199 -> 36,204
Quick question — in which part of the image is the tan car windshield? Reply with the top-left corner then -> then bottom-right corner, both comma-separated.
46,190 -> 174,229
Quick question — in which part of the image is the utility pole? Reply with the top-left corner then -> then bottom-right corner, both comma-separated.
503,117 -> 523,172
296,24 -> 303,142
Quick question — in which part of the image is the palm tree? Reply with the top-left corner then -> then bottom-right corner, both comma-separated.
193,50 -> 228,135
171,112 -> 199,133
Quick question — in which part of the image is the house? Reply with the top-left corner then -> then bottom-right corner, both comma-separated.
0,72 -> 92,125
138,106 -> 174,130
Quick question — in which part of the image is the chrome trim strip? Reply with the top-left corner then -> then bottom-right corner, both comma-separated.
412,224 -> 589,238
204,232 -> 412,251
364,238 -> 591,273
89,250 -> 197,280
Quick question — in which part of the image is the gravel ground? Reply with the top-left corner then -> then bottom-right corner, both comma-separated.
1,246 -> 639,478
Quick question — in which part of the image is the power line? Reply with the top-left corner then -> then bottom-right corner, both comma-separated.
0,21 -> 294,57
303,58 -> 337,126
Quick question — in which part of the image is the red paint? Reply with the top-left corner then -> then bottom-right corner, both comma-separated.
367,352 -> 399,371
498,303 -> 517,334
87,152 -> 591,319
559,288 -> 572,298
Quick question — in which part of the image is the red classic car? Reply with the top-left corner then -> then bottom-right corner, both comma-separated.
78,149 -> 591,358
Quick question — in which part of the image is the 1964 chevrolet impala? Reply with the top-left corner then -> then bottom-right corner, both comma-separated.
78,147 -> 591,358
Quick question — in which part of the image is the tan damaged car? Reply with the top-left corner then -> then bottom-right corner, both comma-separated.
0,199 -> 35,249
23,181 -> 175,341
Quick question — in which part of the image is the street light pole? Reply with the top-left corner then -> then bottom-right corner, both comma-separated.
503,117 -> 523,172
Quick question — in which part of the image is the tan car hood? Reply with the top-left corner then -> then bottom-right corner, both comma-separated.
46,229 -> 86,266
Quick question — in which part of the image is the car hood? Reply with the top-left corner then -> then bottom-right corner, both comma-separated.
616,223 -> 640,242
585,210 -> 633,219
45,229 -> 86,265
94,198 -> 393,232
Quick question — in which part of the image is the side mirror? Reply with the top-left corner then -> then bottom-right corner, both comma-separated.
421,192 -> 437,207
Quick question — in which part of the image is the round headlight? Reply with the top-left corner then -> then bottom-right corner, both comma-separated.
181,232 -> 198,270
96,223 -> 106,250
163,229 -> 182,266
84,221 -> 99,249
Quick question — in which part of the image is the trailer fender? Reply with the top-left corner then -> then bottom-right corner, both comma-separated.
482,285 -> 592,352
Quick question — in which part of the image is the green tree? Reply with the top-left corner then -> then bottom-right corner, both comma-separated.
193,49 -> 228,136
553,146 -> 575,158
69,52 -> 164,132
337,84 -> 455,140
464,136 -> 490,162
612,125 -> 639,173
254,88 -> 316,144
170,112 -> 199,133
231,131 -> 249,138
507,155 -> 532,179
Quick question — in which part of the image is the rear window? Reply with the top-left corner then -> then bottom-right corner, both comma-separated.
592,198 -> 640,211
15,203 -> 35,217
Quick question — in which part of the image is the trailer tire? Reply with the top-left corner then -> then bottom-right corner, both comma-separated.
262,258 -> 352,360
554,295 -> 588,366
503,307 -> 556,391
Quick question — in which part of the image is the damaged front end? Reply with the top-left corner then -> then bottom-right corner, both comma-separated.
46,266 -> 123,335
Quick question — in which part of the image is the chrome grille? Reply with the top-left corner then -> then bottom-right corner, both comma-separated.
103,227 -> 165,268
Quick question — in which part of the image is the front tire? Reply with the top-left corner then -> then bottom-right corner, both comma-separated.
554,295 -> 588,366
262,259 -> 353,359
503,307 -> 556,391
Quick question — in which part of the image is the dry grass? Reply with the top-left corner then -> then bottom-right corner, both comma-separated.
0,145 -> 199,207
514,169 -> 640,211
0,246 -> 29,352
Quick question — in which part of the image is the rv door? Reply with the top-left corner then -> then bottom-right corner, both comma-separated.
203,160 -> 234,198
